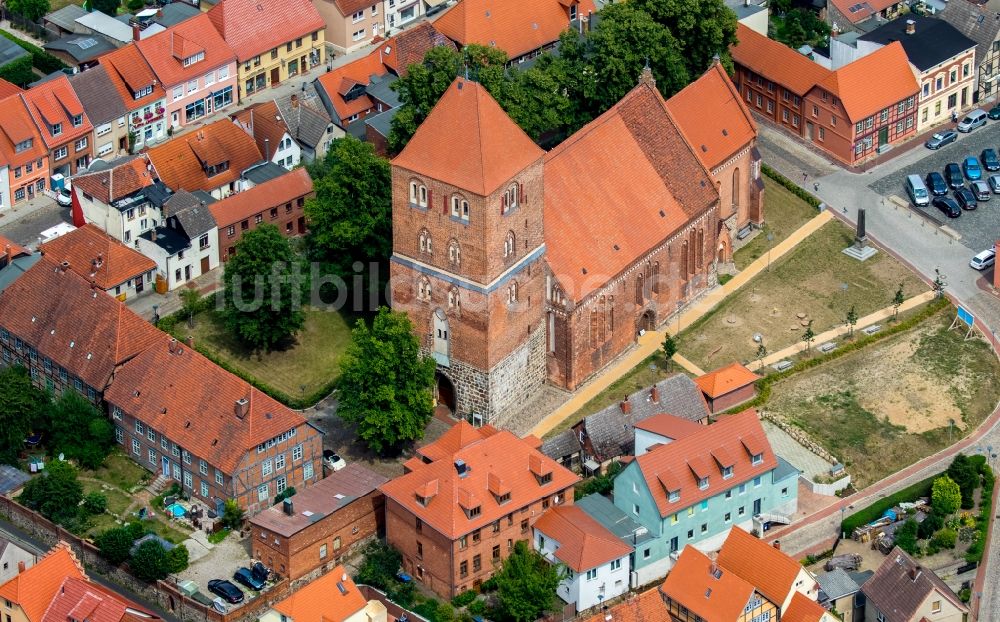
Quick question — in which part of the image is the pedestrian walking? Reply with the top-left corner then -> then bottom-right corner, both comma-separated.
814,182 -> 820,192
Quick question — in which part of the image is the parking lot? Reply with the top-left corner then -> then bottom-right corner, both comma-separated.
869,119 -> 1000,255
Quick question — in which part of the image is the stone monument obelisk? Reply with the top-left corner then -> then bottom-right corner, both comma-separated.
842,208 -> 877,261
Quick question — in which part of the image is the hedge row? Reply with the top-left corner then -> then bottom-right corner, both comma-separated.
156,293 -> 338,410
0,54 -> 33,88
761,163 -> 822,209
965,464 -> 995,563
0,29 -> 67,75
725,296 -> 949,415
840,473 -> 939,535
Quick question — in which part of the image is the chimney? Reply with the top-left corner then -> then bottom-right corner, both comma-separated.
16,561 -> 25,573
650,385 -> 660,403
132,24 -> 141,41
168,337 -> 177,353
264,137 -> 270,161
185,335 -> 194,349
910,565 -> 921,581
620,395 -> 632,414
156,8 -> 162,18
905,19 -> 915,35
709,561 -> 718,577
235,397 -> 250,419
290,93 -> 299,108
150,228 -> 157,242
59,260 -> 70,273
282,498 -> 293,515
773,540 -> 781,550
4,244 -> 11,266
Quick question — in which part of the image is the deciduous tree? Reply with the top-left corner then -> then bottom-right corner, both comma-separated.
129,540 -> 170,582
845,305 -> 858,337
337,308 -> 435,456
892,282 -> 905,320
222,224 -> 306,351
179,288 -> 201,328
931,476 -> 962,516
493,541 -> 563,622
630,0 -> 738,75
802,320 -> 815,352
91,0 -> 120,16
0,365 -> 48,465
947,454 -> 980,509
19,460 -> 82,526
49,389 -> 114,469
662,332 -> 678,370
7,0 -> 49,22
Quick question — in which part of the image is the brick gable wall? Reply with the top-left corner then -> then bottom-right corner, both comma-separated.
217,190 -> 312,262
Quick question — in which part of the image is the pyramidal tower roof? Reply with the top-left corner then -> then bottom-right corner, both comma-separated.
392,77 -> 544,196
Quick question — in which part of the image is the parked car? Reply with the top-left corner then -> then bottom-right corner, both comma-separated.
963,156 -> 983,180
925,130 -> 958,149
955,186 -> 978,210
233,567 -> 266,591
983,149 -> 1000,171
208,580 -> 245,604
323,449 -> 347,471
990,106 -> 1000,120
972,180 -> 992,201
933,197 -> 962,218
945,163 -> 964,187
55,188 -> 72,207
250,562 -> 270,584
926,171 -> 949,196
989,174 -> 1000,193
970,248 -> 996,270
957,108 -> 988,132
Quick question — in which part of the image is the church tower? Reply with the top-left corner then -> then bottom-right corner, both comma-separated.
389,77 -> 547,424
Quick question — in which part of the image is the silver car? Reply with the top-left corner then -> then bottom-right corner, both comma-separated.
989,174 -> 1000,194
972,180 -> 992,201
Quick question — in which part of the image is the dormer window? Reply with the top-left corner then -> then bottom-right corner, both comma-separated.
51,122 -> 62,137
539,472 -> 552,485
752,453 -> 763,466
497,492 -> 510,504
14,139 -> 32,153
468,505 -> 481,518
415,494 -> 430,507
71,114 -> 83,127
722,466 -> 733,479
668,489 -> 680,503
698,476 -> 709,490
206,161 -> 230,177
182,51 -> 205,67
134,85 -> 153,99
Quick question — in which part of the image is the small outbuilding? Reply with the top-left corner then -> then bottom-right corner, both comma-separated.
695,362 -> 761,414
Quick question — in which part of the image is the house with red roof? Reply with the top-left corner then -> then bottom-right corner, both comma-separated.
315,0 -> 385,55
97,44 -> 168,152
0,92 -> 47,208
533,504 -> 632,611
389,62 -> 762,423
695,362 -> 761,414
432,0 -> 594,64
379,420 -> 579,598
39,223 -> 156,300
134,14 -> 238,131
19,75 -> 93,177
207,0 -> 325,101
610,410 -> 798,584
826,0 -> 906,35
259,565 -> 388,622
231,101 -> 301,169
105,334 -> 324,515
731,24 -> 919,166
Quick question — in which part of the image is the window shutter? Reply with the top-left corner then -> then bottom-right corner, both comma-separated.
521,184 -> 526,204
443,195 -> 448,215
500,195 -> 506,214
427,189 -> 433,208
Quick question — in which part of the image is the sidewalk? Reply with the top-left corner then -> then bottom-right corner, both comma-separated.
671,353 -> 705,376
747,290 -> 936,371
126,269 -> 223,321
529,209 -> 834,438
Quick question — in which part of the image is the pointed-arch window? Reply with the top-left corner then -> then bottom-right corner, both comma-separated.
417,277 -> 432,302
448,239 -> 461,266
448,286 -> 461,311
418,229 -> 432,254
507,280 -> 518,304
504,231 -> 516,259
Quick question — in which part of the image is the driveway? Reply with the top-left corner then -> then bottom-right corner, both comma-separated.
0,197 -> 70,247
178,533 -> 259,603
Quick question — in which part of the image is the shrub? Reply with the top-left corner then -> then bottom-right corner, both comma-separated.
0,55 -> 33,87
355,540 -> 402,592
451,591 -> 478,608
467,599 -> 487,616
165,544 -> 189,573
841,473 -> 938,535
0,30 -> 67,74
761,163 -> 822,208
931,476 -> 961,515
96,524 -> 143,565
917,512 -> 944,539
931,528 -> 957,549
574,461 -> 623,500
220,499 -> 244,530
126,0 -> 144,9
718,273 -> 733,286
82,492 -> 108,515
130,540 -> 169,582
893,519 -> 919,555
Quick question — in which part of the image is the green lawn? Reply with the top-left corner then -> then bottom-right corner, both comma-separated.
766,310 -> 1000,488
680,219 -> 928,370
175,306 -> 354,400
733,181 -> 819,270
83,451 -> 149,493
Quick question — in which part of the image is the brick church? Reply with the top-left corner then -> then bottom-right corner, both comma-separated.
390,62 -> 763,424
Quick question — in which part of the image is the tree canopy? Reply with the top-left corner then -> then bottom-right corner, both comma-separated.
492,541 -> 563,622
305,136 -> 392,307
222,224 -> 306,351
91,0 -> 120,16
337,308 -> 435,456
7,0 -> 49,22
19,460 -> 83,526
931,476 -> 961,516
48,390 -> 114,469
130,540 -> 171,582
0,366 -> 49,465
947,454 -> 981,510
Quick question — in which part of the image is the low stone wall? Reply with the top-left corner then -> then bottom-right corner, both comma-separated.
759,409 -> 841,466
806,474 -> 852,496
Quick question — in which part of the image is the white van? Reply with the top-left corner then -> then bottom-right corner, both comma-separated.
905,174 -> 929,206
970,248 -> 996,270
957,109 -> 988,133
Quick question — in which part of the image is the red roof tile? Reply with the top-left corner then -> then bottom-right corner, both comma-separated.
0,94 -> 45,168
207,0 -> 323,62
208,167 -> 312,227
578,589 -> 669,622
633,413 -> 705,440
0,78 -> 22,100
817,41 -> 917,121
146,119 -> 262,193
666,62 -> 757,171
376,22 -> 456,76
0,256 -> 163,390
270,566 -> 368,622
659,545 -> 757,621
0,543 -> 85,622
231,101 -> 292,159
716,526 -> 806,609
98,45 -> 165,113
39,224 -> 156,291
135,14 -> 236,88
379,429 -> 579,539
433,0 -> 588,60
393,78 -> 544,196
331,0 -> 378,17
314,52 -> 390,123
20,75 -> 92,150
828,0 -> 898,24
731,24 -> 831,96
0,235 -> 30,259
544,79 -> 717,300
416,420 -> 500,462
72,156 -> 157,205
41,577 -> 158,622
533,505 -> 632,572
104,336 -> 310,474
633,410 -> 776,518
782,593 -> 828,622
695,363 -> 761,398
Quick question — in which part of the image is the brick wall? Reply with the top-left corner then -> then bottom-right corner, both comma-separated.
386,485 -> 575,599
216,191 -> 312,262
0,338 -> 101,404
706,384 -> 757,414
251,491 -> 384,580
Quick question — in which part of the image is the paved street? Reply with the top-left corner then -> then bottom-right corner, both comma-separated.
0,198 -> 70,248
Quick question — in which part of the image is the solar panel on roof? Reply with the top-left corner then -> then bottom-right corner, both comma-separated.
76,38 -> 97,49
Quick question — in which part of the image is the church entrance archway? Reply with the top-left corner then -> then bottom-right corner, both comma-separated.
435,372 -> 457,419
637,310 -> 655,335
